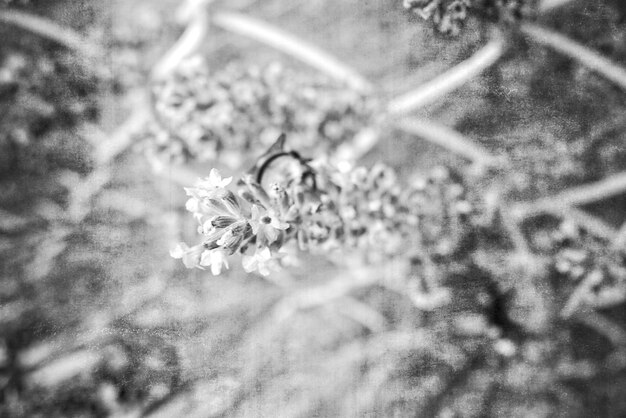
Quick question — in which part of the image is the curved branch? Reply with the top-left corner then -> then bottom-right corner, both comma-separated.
513,171 -> 626,218
152,12 -> 211,79
211,11 -> 373,92
0,9 -> 98,58
386,37 -> 506,115
395,118 -> 503,167
538,0 -> 576,13
521,23 -> 626,90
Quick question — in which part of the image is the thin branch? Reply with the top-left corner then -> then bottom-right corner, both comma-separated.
396,118 -> 503,167
538,0 -> 576,13
152,12 -> 210,79
521,23 -> 626,90
386,37 -> 506,115
573,310 -> 626,347
80,96 -> 151,166
332,297 -> 387,333
561,207 -> 619,241
500,203 -> 533,255
513,171 -> 626,218
273,268 -> 383,322
561,270 -> 603,318
0,9 -> 98,58
334,127 -> 380,162
211,11 -> 373,92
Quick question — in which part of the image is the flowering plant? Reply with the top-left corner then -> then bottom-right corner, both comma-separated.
171,136 -> 479,275
403,0 -> 537,35
140,57 -> 378,169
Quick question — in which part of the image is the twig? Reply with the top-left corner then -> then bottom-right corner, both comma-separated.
560,207 -> 619,241
0,9 -> 98,58
334,127 -> 380,162
176,0 -> 214,24
538,0 -> 576,12
332,297 -> 387,333
272,261 -> 409,322
561,270 -> 603,318
152,11 -> 211,79
273,269 -> 382,322
513,171 -> 626,218
386,37 -> 506,115
500,203 -> 533,255
395,118 -> 503,167
521,23 -> 626,91
80,97 -> 151,166
212,11 -> 373,92
572,310 -> 626,347
66,103 -> 152,223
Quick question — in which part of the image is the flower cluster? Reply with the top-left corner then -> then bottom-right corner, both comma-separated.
139,57 -> 378,169
171,143 -> 480,275
537,221 -> 626,313
403,0 -> 536,35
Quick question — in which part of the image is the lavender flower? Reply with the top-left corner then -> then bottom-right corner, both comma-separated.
172,143 -> 480,276
139,58 -> 378,169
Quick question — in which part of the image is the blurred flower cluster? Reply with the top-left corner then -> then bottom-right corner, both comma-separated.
139,57 -> 378,169
533,221 -> 626,314
172,144 -> 480,276
403,0 -> 536,35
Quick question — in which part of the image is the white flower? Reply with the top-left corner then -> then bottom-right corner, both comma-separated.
200,248 -> 230,275
249,205 -> 289,244
196,168 -> 232,191
170,242 -> 204,269
242,247 -> 276,276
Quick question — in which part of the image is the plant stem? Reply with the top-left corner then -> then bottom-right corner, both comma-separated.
211,11 -> 373,92
521,23 -> 626,91
396,118 -> 503,167
561,207 -> 619,241
152,12 -> 210,79
513,171 -> 626,218
386,37 -> 506,115
538,0 -> 576,12
0,9 -> 98,58
573,310 -> 626,347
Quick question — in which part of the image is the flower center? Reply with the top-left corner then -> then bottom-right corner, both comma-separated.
261,216 -> 272,224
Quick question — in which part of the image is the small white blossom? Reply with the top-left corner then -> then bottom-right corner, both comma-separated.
249,205 -> 289,244
200,248 -> 230,275
242,247 -> 276,276
197,168 -> 232,190
170,242 -> 204,269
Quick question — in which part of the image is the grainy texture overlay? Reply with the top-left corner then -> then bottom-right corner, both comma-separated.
1,0 -> 626,416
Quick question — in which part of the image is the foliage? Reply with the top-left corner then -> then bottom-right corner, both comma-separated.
2,0 -> 626,416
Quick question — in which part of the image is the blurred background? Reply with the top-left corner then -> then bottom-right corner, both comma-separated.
1,0 -> 626,416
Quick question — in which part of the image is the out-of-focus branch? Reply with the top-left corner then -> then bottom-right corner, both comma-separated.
0,9 -> 98,58
273,261 -> 408,322
521,23 -> 626,91
538,0 -> 576,13
573,310 -> 626,347
152,11 -> 211,79
561,207 -> 619,241
212,11 -> 373,92
396,118 -> 504,168
386,37 -> 506,115
333,297 -> 387,333
513,172 -> 626,218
